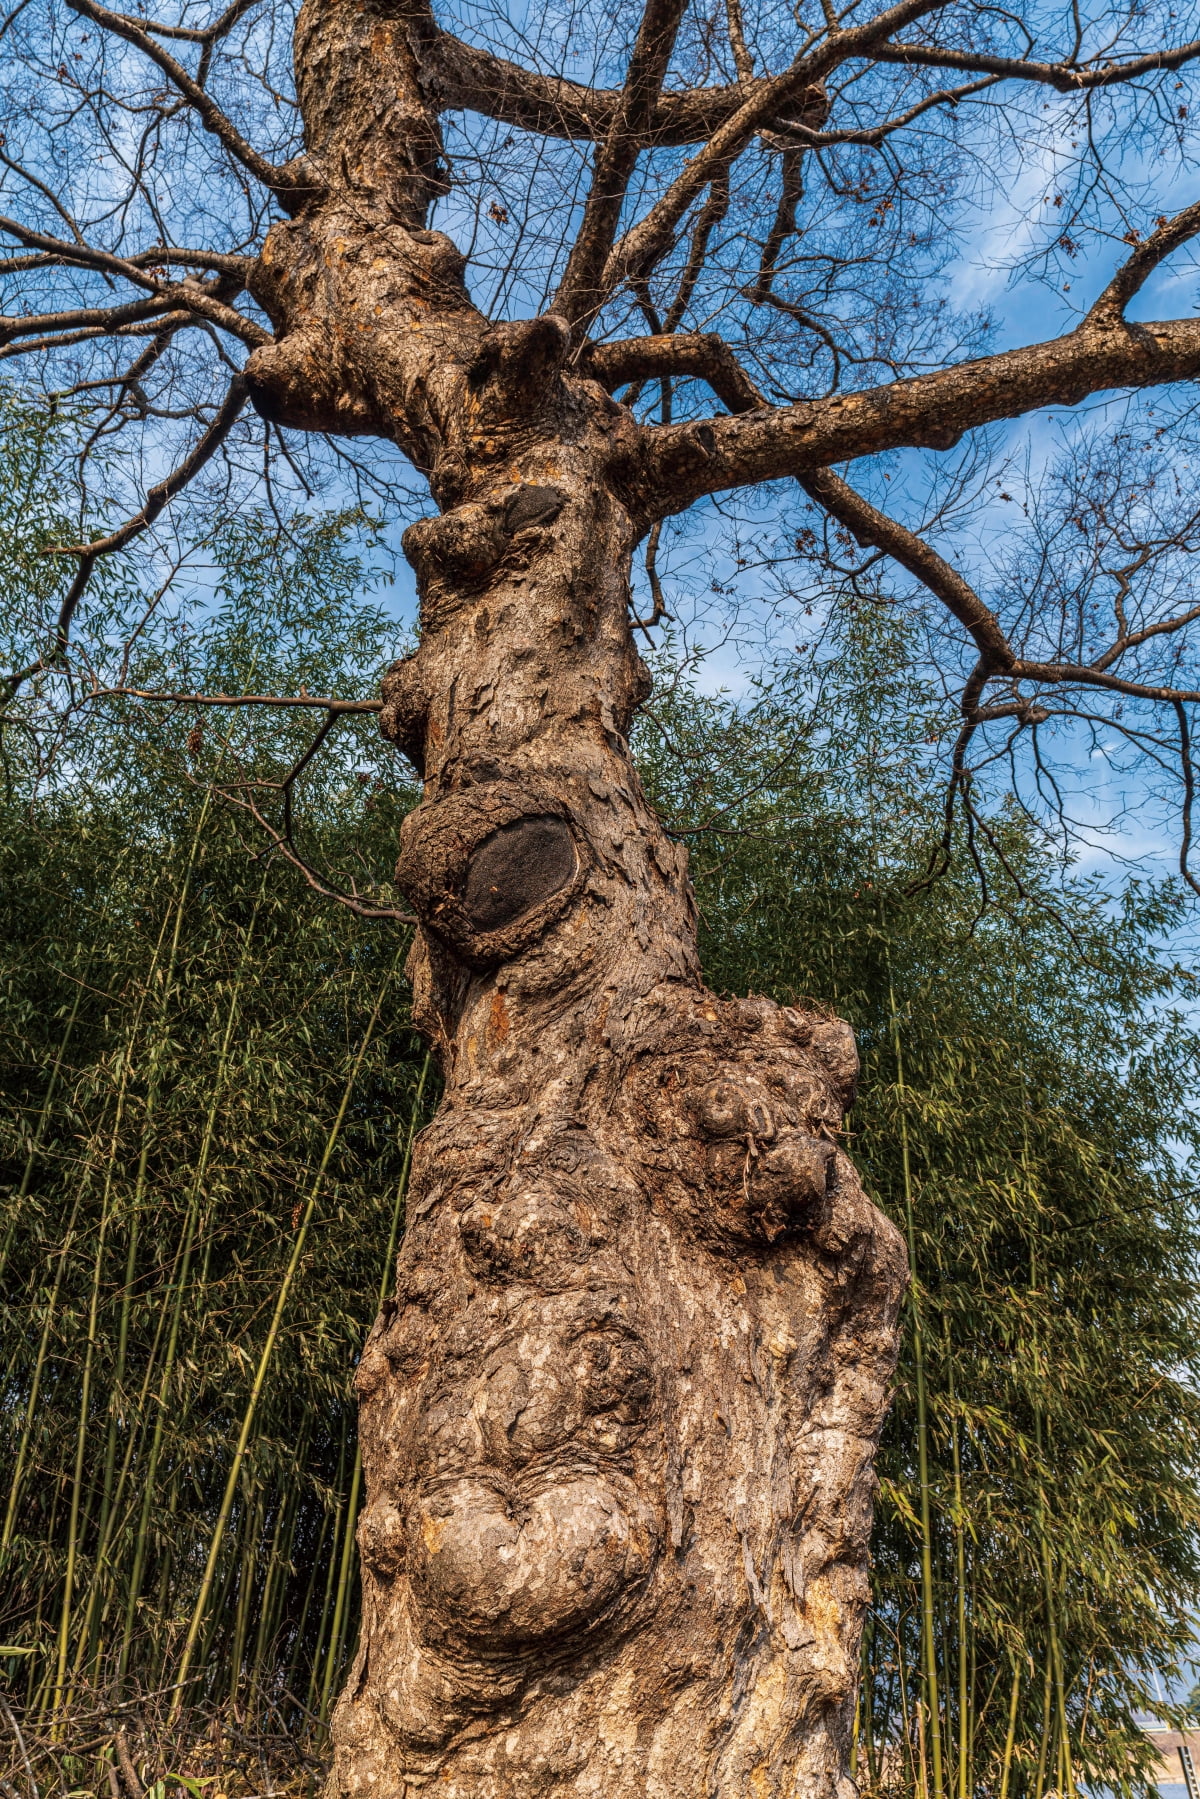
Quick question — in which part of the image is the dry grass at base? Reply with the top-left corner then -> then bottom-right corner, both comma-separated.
0,1685 -> 326,1799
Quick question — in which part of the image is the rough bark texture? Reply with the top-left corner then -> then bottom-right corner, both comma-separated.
356,422 -> 906,1797
237,7 -> 907,1791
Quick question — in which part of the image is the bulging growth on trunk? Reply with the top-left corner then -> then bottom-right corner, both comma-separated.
245,144 -> 907,1784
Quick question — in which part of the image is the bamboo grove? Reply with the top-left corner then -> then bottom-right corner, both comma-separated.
2,391 -> 1199,1799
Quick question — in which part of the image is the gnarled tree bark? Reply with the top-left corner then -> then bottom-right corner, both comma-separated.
241,27 -> 906,1788
356,352 -> 906,1797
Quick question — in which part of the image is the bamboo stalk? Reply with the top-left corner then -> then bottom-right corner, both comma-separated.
168,951 -> 401,1719
318,1052 -> 431,1721
307,1425 -> 350,1720
50,1158 -> 115,1714
284,1501 -> 334,1708
0,1188 -> 86,1559
53,802 -> 219,1711
228,1481 -> 266,1703
1,974 -> 87,1272
998,1660 -> 1021,1799
3,902 -> 171,1581
118,878 -> 267,1680
250,1485 -> 297,1692
97,791 -> 216,1583
948,1356 -> 970,1799
42,856 -> 185,1713
887,958 -> 944,1799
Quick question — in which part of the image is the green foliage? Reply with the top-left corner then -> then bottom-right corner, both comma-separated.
0,764 -> 431,1719
0,415 -> 430,1724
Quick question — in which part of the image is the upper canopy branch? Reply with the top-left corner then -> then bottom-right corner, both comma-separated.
131,0 -> 265,43
1091,198 -> 1200,320
0,214 -> 269,349
764,72 -> 999,145
635,312 -> 1200,518
627,202 -> 1200,516
2,375 -> 249,703
873,32 -> 1200,90
424,12 -> 1200,146
425,30 -> 827,145
797,467 -> 1015,675
597,0 -> 954,303
62,0 -> 301,194
798,468 -> 1200,906
553,0 -> 691,331
583,332 -> 765,414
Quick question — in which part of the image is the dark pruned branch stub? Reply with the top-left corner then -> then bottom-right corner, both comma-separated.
394,780 -> 589,969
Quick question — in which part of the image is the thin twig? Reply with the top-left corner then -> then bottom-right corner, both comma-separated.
0,1697 -> 38,1799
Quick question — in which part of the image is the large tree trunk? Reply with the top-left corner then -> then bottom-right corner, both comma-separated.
242,40 -> 906,1787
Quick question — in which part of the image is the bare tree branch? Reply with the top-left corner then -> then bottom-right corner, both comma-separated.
83,686 -> 382,713
3,377 -> 250,701
134,0 -> 265,44
0,314 -> 195,360
584,331 -> 765,412
553,0 -> 692,332
62,0 -> 299,193
599,0 -> 952,301
0,217 -> 268,345
1173,700 -> 1200,898
1089,197 -> 1200,321
768,73 -> 1000,146
639,313 -> 1200,515
53,374 -> 251,558
873,33 -> 1200,91
797,467 -> 1017,671
724,0 -> 753,82
1,296 -> 182,346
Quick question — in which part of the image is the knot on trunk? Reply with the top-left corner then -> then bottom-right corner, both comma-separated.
622,995 -> 862,1250
401,483 -> 568,629
467,312 -> 571,405
379,650 -> 426,773
395,781 -> 587,968
356,1274 -> 663,1752
243,330 -> 381,435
